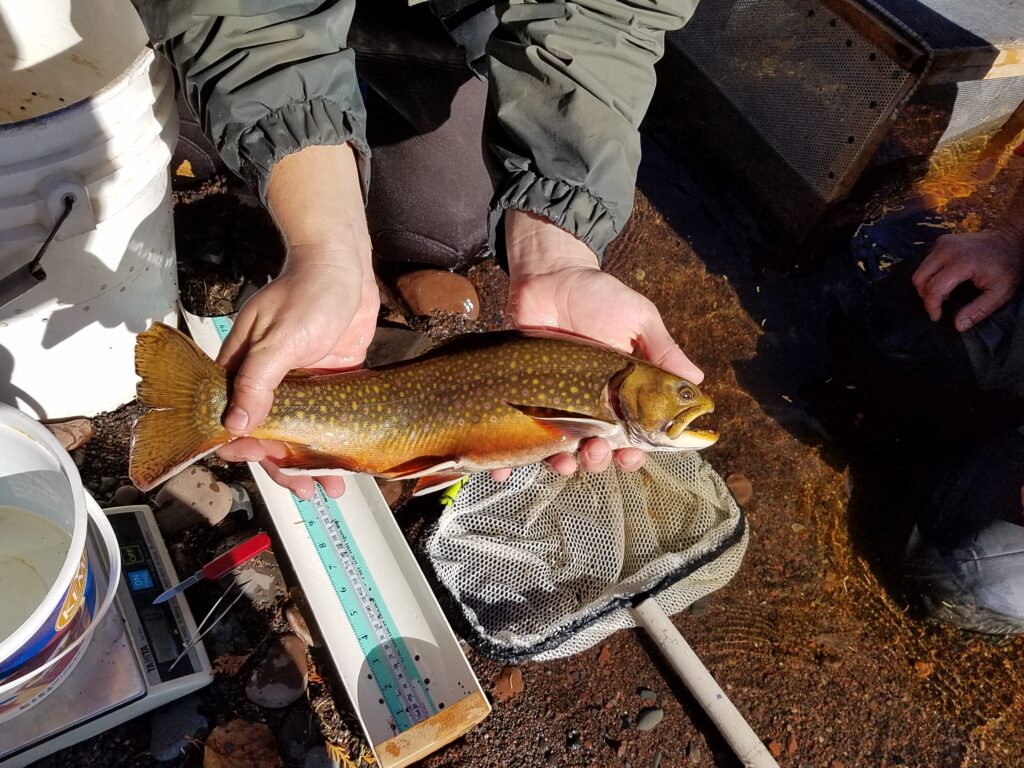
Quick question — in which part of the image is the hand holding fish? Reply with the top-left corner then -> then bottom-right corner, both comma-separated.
213,144 -> 379,499
503,211 -> 704,477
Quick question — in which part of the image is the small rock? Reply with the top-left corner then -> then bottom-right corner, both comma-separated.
638,687 -> 657,701
364,326 -> 433,367
237,550 -> 285,609
652,749 -> 663,768
688,595 -> 711,618
45,418 -> 94,452
396,269 -> 480,320
636,707 -> 664,731
597,644 -> 611,668
787,732 -> 798,755
791,522 -> 806,533
155,466 -> 233,536
111,484 -> 144,507
913,660 -> 934,678
725,473 -> 753,505
830,761 -> 845,768
375,477 -> 404,509
99,476 -> 118,496
150,695 -> 207,762
686,740 -> 702,764
491,665 -> 524,702
204,720 -> 283,768
245,634 -> 309,709
566,729 -> 581,751
285,601 -> 317,648
214,298 -> 234,315
768,739 -> 783,758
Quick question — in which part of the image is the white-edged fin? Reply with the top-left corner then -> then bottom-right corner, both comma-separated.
504,403 -> 616,441
279,467 -> 356,477
387,459 -> 462,480
412,472 -> 469,497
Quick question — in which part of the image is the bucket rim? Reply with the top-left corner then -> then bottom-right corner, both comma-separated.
0,404 -> 89,665
0,46 -> 156,131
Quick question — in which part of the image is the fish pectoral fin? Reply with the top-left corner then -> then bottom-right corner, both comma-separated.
411,472 -> 469,497
504,403 -> 616,440
274,444 -> 361,475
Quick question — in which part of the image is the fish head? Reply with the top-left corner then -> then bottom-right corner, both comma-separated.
613,363 -> 718,450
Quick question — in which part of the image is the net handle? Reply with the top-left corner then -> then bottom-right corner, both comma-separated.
631,598 -> 780,768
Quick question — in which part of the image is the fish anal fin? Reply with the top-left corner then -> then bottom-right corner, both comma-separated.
275,443 -> 361,476
384,457 -> 461,481
504,402 -> 615,441
412,472 -> 469,497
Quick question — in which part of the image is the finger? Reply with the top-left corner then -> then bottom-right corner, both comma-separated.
222,340 -> 296,435
317,476 -> 347,498
637,316 -> 704,384
954,286 -> 1013,332
578,438 -> 613,473
614,448 -> 645,472
912,238 -> 954,293
921,261 -> 975,322
490,467 -> 513,483
261,459 -> 318,499
545,452 -> 577,475
216,437 -> 264,463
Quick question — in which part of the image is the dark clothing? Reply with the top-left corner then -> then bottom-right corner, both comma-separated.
130,0 -> 700,261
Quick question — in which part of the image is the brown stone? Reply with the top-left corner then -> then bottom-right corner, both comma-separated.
787,732 -> 798,755
597,644 -> 611,668
491,665 -> 524,702
396,269 -> 480,320
204,720 -> 283,768
154,466 -> 233,536
725,473 -> 754,505
913,660 -> 934,678
45,418 -> 94,452
768,739 -> 783,758
245,634 -> 309,709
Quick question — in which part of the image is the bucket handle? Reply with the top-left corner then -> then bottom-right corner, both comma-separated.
0,497 -> 122,697
0,194 -> 74,311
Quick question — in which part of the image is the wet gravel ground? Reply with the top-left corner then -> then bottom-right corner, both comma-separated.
29,90 -> 1024,768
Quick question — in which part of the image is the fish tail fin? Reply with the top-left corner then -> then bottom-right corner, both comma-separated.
130,322 -> 232,491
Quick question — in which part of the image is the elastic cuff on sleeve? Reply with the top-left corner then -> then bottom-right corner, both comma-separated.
236,97 -> 371,204
488,170 -> 622,263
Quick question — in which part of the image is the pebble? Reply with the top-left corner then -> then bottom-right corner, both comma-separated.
830,760 -> 845,768
787,732 -> 798,755
688,595 -> 711,618
111,484 -> 144,507
491,665 -> 524,702
396,269 -> 480,320
686,740 -> 702,764
636,706 -> 664,731
913,660 -> 934,677
596,644 -> 611,667
204,719 -> 283,768
652,749 -> 663,768
245,634 -> 309,709
638,687 -> 657,701
44,417 -> 94,451
236,551 -> 285,609
285,589 -> 318,648
768,739 -> 783,758
154,466 -> 233,536
364,326 -> 432,368
149,694 -> 207,762
566,729 -> 581,751
725,473 -> 753,505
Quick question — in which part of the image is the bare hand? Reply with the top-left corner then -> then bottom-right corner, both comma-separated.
498,210 -> 703,479
912,230 -> 1024,332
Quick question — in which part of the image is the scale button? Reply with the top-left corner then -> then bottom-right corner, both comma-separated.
126,568 -> 156,592
121,544 -> 146,565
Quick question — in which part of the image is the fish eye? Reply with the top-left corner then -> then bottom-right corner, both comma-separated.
679,386 -> 694,400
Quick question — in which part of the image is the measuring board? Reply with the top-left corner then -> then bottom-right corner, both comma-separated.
182,310 -> 489,768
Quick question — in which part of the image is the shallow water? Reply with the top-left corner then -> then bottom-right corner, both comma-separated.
0,505 -> 72,643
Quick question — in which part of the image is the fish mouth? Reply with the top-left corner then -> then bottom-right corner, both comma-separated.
663,404 -> 718,448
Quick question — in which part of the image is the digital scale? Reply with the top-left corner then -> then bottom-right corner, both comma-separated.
0,499 -> 213,767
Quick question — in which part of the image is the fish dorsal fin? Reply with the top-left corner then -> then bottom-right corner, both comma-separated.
504,403 -> 616,440
412,472 -> 469,497
274,443 -> 361,475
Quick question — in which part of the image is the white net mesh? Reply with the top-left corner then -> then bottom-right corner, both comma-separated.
424,452 -> 748,662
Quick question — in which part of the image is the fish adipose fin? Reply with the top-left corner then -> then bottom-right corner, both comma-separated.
130,323 -> 232,491
504,403 -> 616,441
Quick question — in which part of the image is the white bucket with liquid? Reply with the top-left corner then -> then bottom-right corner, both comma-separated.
0,403 -> 121,723
0,0 -> 179,419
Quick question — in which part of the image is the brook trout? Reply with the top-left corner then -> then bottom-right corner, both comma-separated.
130,323 -> 717,494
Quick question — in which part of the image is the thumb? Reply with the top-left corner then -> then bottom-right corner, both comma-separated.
222,345 -> 293,435
637,317 -> 704,384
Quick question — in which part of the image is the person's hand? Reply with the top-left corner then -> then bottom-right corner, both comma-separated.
497,210 -> 703,479
912,229 -> 1024,332
214,144 -> 378,499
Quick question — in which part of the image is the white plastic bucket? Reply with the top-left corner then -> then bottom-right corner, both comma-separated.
0,0 -> 179,419
0,403 -> 120,723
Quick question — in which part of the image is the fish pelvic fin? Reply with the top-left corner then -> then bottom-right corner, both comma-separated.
130,323 -> 232,491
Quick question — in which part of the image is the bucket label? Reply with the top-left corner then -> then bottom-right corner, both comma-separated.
54,553 -> 88,632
